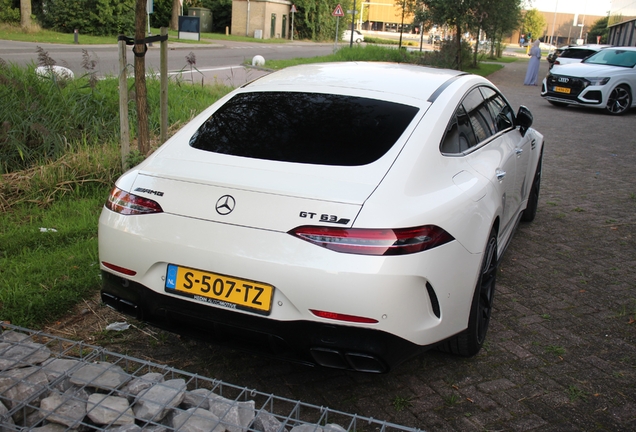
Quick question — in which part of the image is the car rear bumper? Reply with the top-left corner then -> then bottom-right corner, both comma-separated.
101,270 -> 428,373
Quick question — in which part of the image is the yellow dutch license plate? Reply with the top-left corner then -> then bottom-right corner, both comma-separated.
554,86 -> 571,94
165,264 -> 274,315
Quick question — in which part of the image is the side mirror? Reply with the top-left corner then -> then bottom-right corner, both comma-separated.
516,106 -> 533,137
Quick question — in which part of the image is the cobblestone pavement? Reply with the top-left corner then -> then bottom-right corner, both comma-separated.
49,58 -> 636,432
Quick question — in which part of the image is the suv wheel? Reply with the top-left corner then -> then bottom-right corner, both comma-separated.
606,85 -> 632,115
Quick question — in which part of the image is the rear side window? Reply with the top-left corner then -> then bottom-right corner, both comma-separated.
441,86 -> 514,155
189,92 -> 419,166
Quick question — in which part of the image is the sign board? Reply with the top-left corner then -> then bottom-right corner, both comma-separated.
290,4 -> 297,13
332,4 -> 344,17
178,16 -> 200,41
147,0 -> 153,14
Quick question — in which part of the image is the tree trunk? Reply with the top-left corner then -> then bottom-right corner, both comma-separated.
171,0 -> 181,31
20,0 -> 32,31
135,0 -> 150,155
455,23 -> 462,70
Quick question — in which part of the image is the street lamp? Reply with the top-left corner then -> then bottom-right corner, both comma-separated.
550,0 -> 558,46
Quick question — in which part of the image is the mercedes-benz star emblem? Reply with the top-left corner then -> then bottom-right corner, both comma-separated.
215,195 -> 235,215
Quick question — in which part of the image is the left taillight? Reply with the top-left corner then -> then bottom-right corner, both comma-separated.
105,187 -> 163,215
288,225 -> 454,256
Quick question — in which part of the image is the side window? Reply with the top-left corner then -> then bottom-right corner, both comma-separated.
441,86 -> 510,155
462,87 -> 495,143
480,87 -> 514,133
441,106 -> 476,154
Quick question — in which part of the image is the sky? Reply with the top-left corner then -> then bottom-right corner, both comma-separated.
525,0 -> 612,17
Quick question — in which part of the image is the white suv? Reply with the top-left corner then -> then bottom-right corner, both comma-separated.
550,44 -> 611,69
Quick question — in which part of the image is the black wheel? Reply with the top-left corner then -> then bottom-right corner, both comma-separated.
438,229 -> 498,356
521,151 -> 542,223
606,85 -> 632,115
548,100 -> 568,107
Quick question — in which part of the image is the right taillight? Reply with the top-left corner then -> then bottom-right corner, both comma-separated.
288,225 -> 454,256
105,187 -> 163,215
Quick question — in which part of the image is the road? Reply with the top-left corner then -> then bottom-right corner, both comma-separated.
0,38 -> 336,84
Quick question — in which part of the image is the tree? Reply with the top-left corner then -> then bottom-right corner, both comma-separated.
20,0 -> 32,30
418,0 -> 479,69
479,0 -> 521,59
588,16 -> 609,44
522,8 -> 545,42
134,0 -> 150,155
171,0 -> 180,30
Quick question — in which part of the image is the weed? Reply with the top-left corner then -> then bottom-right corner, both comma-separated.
556,213 -> 566,219
126,149 -> 146,168
392,395 -> 413,411
547,201 -> 558,206
444,394 -> 460,406
566,385 -> 587,402
541,314 -> 551,320
545,345 -> 566,356
572,207 -> 585,212
613,300 -> 636,320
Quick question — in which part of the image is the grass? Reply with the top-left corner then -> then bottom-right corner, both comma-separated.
566,385 -> 587,402
0,23 -> 288,45
392,395 -> 413,411
0,30 -> 509,330
545,345 -> 566,356
0,191 -> 105,328
262,44 -> 507,76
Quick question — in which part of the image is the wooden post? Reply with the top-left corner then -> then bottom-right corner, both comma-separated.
118,38 -> 130,170
160,27 -> 168,145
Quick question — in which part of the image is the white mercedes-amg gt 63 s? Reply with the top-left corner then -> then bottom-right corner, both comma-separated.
99,62 -> 544,373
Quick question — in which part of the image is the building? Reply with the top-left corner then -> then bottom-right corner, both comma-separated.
231,0 -> 292,39
365,1 -> 414,33
230,0 -> 415,39
506,10 -> 605,46
608,0 -> 636,45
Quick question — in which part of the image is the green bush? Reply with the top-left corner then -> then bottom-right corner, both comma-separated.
0,0 -> 20,23
37,0 -> 135,36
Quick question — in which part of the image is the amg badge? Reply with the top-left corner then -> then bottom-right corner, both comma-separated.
299,211 -> 350,225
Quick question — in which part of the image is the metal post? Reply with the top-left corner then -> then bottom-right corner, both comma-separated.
246,0 -> 251,37
74,29 -> 79,44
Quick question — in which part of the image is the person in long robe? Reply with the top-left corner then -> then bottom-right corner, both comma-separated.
524,39 -> 542,86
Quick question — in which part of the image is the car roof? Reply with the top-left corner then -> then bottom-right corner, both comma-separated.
243,62 -> 467,102
566,44 -> 610,51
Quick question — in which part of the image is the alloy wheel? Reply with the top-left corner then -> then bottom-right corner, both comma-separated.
606,86 -> 632,115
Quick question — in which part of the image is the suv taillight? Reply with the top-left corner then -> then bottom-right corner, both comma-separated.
105,187 -> 163,215
289,225 -> 454,256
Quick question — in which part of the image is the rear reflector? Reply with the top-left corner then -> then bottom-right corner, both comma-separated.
102,262 -> 137,276
105,187 -> 163,215
310,309 -> 378,324
289,225 -> 454,256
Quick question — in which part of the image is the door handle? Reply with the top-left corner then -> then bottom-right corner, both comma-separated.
515,148 -> 523,155
496,169 -> 506,181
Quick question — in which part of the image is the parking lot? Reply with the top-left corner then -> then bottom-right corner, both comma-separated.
45,58 -> 636,431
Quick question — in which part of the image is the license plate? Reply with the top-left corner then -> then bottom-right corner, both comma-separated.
554,86 -> 571,94
165,264 -> 274,315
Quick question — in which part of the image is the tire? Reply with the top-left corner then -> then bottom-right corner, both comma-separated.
605,85 -> 632,115
438,228 -> 498,357
548,100 -> 568,107
521,151 -> 543,223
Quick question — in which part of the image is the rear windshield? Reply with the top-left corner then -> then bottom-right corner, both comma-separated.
561,49 -> 596,59
189,92 -> 419,166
